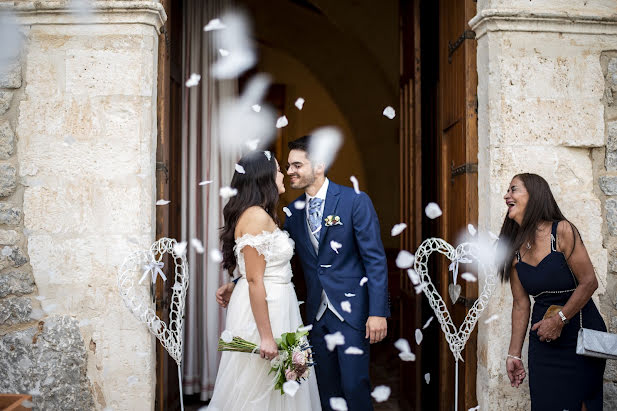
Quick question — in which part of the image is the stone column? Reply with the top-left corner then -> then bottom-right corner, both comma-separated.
0,1 -> 165,409
471,1 -> 617,409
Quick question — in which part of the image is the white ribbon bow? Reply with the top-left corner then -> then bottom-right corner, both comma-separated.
139,260 -> 167,285
448,253 -> 472,285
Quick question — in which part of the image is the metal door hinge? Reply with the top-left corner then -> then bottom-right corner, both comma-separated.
156,162 -> 169,183
448,30 -> 475,63
451,161 -> 478,184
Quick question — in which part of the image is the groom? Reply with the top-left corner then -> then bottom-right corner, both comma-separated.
283,135 -> 389,411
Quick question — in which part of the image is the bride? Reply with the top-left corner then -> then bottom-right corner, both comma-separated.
209,150 -> 321,410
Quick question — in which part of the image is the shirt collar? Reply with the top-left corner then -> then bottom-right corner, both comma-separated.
305,178 -> 329,203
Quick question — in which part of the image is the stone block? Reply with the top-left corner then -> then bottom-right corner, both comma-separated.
599,176 -> 617,195
0,229 -> 19,245
0,203 -> 22,225
0,121 -> 15,159
606,359 -> 617,381
0,316 -> 94,410
0,61 -> 22,89
607,199 -> 617,236
609,58 -> 617,88
0,270 -> 35,297
8,247 -> 28,267
605,382 -> 617,410
0,296 -> 31,325
0,164 -> 16,197
0,91 -> 13,115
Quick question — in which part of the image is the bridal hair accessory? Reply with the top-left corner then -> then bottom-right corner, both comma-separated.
118,238 -> 189,410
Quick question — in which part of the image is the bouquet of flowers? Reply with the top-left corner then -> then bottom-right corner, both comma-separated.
218,328 -> 314,395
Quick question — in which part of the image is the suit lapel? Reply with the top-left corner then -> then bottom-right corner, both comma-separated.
295,195 -> 317,259
318,182 -> 341,253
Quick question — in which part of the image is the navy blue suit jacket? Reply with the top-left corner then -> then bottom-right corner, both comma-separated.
283,181 -> 390,330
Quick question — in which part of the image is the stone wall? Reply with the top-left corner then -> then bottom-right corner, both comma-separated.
472,2 -> 617,409
0,2 -> 165,410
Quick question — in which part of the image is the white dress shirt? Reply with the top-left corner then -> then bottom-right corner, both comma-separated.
305,178 -> 344,322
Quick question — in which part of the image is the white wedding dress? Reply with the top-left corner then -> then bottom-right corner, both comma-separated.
209,228 -> 321,410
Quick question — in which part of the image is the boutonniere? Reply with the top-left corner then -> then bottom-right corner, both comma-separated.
324,215 -> 343,226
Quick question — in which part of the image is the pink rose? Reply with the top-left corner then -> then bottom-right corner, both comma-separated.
292,351 -> 307,367
285,368 -> 298,381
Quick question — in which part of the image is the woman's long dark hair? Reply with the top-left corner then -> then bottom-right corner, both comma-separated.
220,151 -> 280,276
497,173 -> 580,282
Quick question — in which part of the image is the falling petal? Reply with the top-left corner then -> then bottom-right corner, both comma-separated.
219,186 -> 238,199
204,18 -> 226,31
399,352 -> 416,361
34,295 -> 46,301
221,330 -> 233,343
294,201 -> 306,210
461,272 -> 477,282
21,400 -> 33,409
371,385 -> 391,402
424,373 -> 431,384
329,397 -> 348,411
185,73 -> 201,88
156,199 -> 170,206
191,238 -> 205,254
359,277 -> 368,286
283,380 -> 300,397
415,329 -> 423,345
219,48 -> 230,57
394,338 -> 411,353
298,324 -> 313,332
320,264 -> 332,268
468,224 -> 477,236
276,115 -> 288,128
340,301 -> 351,313
295,97 -> 305,110
344,293 -> 356,297
344,346 -> 364,355
484,314 -> 500,324
283,207 -> 292,217
414,282 -> 428,294
396,250 -> 415,269
308,126 -> 343,171
324,331 -> 345,351
350,176 -> 360,194
64,135 -> 76,146
127,376 -> 139,386
407,269 -> 420,285
244,139 -> 260,150
235,164 -> 246,174
391,223 -> 407,237
425,202 -> 442,219
199,180 -> 212,186
468,407 -> 480,411
210,249 -> 223,263
1,246 -> 11,257
251,104 -> 261,113
330,241 -> 342,254
422,316 -> 434,329
173,241 -> 187,257
210,13 -> 256,79
172,282 -> 183,292
264,150 -> 272,161
383,106 -> 396,119
488,231 -> 499,241
298,300 -> 304,306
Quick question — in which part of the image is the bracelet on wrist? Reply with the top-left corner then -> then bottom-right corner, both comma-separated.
507,354 -> 522,361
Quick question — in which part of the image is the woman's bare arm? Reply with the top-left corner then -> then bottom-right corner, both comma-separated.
509,266 -> 531,357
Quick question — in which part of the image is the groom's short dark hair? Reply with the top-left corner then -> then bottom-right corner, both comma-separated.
287,135 -> 310,153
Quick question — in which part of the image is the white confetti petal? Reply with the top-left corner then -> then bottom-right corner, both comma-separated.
294,97 -> 305,110
244,139 -> 260,151
283,207 -> 292,217
21,400 -> 33,409
371,385 -> 391,402
484,314 -> 500,324
172,282 -> 183,292
489,231 -> 499,241
383,106 -> 396,119
185,73 -> 201,88
468,407 -> 480,411
283,380 -> 300,397
330,241 -> 342,254
396,250 -> 415,269
210,13 -> 256,79
221,330 -> 233,343
203,18 -> 226,31
294,201 -> 306,210
422,316 -> 434,329
1,246 -> 11,256
399,352 -> 416,361
173,241 -> 187,257
344,346 -> 364,355
461,272 -> 477,282
156,199 -> 170,206
425,202 -> 442,219
298,300 -> 304,306
264,150 -> 272,161
199,180 -> 212,186
394,338 -> 411,353
308,126 -> 343,171
235,164 -> 246,174
219,186 -> 238,199
127,376 -> 139,386
298,324 -> 313,332
344,293 -> 356,297
324,331 -> 345,351
467,224 -> 477,236
415,329 -> 423,345
415,282 -> 428,294
350,176 -> 360,194
191,238 -> 205,254
64,135 -> 76,146
276,115 -> 288,128
391,223 -> 407,236
407,269 -> 420,285
34,295 -> 46,301
359,277 -> 368,286
424,373 -> 430,384
210,249 -> 223,263
219,48 -> 230,56
340,300 -> 351,313
329,397 -> 348,411
251,104 -> 261,113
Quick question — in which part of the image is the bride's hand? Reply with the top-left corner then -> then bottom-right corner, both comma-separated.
215,282 -> 235,308
260,337 -> 279,361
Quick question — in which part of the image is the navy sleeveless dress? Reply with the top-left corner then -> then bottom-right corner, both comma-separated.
516,221 -> 606,410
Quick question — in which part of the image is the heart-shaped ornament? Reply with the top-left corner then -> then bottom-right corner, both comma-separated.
414,238 -> 498,361
117,238 -> 189,365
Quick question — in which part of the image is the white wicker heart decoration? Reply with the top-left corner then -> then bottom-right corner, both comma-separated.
117,237 -> 189,365
414,238 -> 498,361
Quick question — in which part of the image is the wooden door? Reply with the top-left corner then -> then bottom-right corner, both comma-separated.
398,0 -> 423,409
437,0 -> 478,409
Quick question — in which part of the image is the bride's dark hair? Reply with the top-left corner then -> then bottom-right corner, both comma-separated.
220,151 -> 280,276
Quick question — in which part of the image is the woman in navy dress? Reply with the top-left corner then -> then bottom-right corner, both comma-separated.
498,173 -> 606,410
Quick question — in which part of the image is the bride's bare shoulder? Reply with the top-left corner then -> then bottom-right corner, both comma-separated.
236,207 -> 277,237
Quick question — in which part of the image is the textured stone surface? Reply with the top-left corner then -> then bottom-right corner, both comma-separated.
607,121 -> 617,170
0,296 -> 31,325
0,203 -> 22,225
0,121 -> 16,160
0,270 -> 35,297
599,176 -> 617,195
0,91 -> 13,115
0,164 -> 16,197
8,246 -> 28,267
0,61 -> 22,89
607,199 -> 617,236
0,316 -> 94,410
0,229 -> 19,245
605,382 -> 617,410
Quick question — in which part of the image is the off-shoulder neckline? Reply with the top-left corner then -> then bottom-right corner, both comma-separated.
234,228 -> 284,244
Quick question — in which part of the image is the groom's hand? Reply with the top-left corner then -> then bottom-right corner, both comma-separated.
215,283 -> 235,308
365,316 -> 387,344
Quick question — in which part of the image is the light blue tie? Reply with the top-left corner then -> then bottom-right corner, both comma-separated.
308,197 -> 324,242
